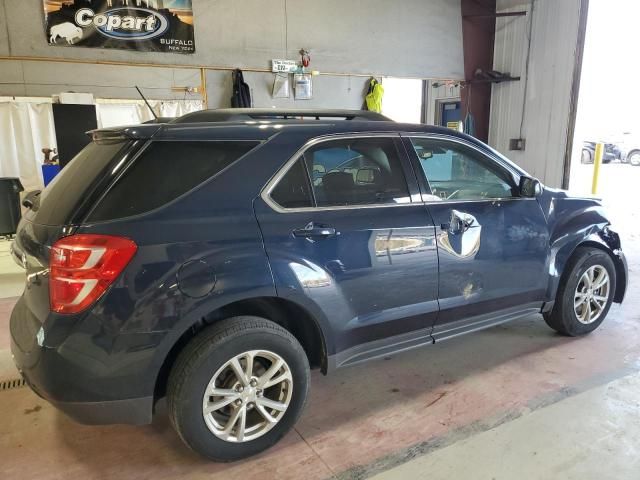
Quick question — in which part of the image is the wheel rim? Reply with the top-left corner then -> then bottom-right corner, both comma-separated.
630,153 -> 640,166
202,350 -> 293,443
574,265 -> 610,325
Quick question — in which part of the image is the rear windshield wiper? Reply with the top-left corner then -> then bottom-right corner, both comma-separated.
22,190 -> 41,210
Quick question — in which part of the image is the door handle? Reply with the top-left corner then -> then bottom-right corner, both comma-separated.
445,210 -> 475,234
292,222 -> 337,239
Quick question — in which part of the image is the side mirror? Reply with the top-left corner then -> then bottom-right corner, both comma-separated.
519,176 -> 542,198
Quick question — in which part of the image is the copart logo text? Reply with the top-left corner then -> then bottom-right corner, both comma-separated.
75,7 -> 168,40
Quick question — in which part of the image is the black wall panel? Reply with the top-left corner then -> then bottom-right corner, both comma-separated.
52,104 -> 98,168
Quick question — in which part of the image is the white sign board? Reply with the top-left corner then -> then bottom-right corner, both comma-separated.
294,74 -> 313,100
272,59 -> 298,73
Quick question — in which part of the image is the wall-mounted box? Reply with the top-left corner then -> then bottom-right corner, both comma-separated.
509,138 -> 526,151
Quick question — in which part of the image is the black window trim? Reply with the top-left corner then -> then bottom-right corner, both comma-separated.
401,133 -> 534,205
262,133 -> 419,213
84,138 -> 262,224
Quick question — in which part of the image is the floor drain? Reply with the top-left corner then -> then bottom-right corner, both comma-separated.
0,377 -> 26,392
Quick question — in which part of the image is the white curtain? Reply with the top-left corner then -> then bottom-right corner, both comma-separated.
0,98 -> 203,190
96,99 -> 203,128
0,98 -> 57,191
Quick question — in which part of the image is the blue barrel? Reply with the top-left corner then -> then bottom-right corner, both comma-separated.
42,164 -> 61,187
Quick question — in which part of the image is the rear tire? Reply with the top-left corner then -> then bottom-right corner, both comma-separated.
544,247 -> 616,336
581,149 -> 593,164
629,151 -> 640,166
167,316 -> 310,461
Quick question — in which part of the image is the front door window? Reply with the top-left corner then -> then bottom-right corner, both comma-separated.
409,138 -> 517,201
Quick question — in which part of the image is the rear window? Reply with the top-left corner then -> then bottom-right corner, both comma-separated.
34,140 -> 130,226
88,141 -> 258,221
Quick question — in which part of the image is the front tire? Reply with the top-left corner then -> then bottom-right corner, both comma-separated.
544,247 -> 616,336
167,316 -> 310,461
629,150 -> 640,166
581,149 -> 593,164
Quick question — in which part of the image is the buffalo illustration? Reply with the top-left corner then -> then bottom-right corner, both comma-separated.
49,23 -> 83,45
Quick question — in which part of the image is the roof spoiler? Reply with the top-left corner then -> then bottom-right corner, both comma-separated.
172,108 -> 392,124
87,123 -> 164,142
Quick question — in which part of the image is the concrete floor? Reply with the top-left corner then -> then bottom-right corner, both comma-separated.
0,240 -> 24,299
0,162 -> 638,479
372,372 -> 640,480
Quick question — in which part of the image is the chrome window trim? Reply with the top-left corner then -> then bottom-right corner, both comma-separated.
261,132 -> 532,214
420,196 -> 538,205
261,132 -> 418,214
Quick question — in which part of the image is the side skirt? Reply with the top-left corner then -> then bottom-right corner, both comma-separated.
327,303 -> 543,372
431,303 -> 543,342
329,328 -> 434,371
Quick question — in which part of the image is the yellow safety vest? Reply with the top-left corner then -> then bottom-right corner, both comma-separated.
365,79 -> 384,113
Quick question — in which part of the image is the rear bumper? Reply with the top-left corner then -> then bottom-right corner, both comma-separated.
48,396 -> 153,425
10,296 -> 154,425
20,367 -> 152,424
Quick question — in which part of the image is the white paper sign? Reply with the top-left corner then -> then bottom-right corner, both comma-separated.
272,59 -> 298,73
294,74 -> 313,100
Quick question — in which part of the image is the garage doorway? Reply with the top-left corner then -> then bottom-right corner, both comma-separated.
381,77 -> 424,124
435,99 -> 462,129
568,0 -> 639,238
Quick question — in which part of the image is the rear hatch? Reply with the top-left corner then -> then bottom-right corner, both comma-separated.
12,121 -> 264,348
12,136 -> 141,332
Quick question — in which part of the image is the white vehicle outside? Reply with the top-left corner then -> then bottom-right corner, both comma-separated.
620,134 -> 640,166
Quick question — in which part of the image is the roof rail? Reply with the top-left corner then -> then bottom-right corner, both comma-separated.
172,108 -> 391,124
142,117 -> 175,124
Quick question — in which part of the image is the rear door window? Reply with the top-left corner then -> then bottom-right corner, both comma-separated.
268,137 -> 411,209
88,141 -> 258,221
303,137 -> 410,207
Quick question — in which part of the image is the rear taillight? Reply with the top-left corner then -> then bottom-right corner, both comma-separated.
49,234 -> 137,314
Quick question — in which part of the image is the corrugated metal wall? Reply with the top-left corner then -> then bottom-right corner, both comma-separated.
489,0 -> 582,188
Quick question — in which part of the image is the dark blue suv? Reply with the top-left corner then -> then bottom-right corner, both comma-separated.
10,109 -> 627,461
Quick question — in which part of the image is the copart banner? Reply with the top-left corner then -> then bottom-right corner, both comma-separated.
43,0 -> 195,54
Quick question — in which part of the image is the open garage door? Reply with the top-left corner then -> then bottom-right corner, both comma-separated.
568,0 -> 640,240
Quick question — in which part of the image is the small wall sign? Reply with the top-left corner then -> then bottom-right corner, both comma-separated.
271,59 -> 298,73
